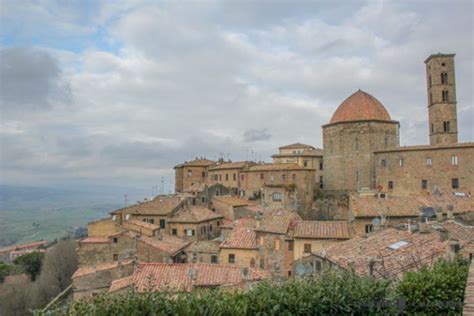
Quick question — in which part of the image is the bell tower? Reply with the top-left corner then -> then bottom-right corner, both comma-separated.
425,53 -> 458,145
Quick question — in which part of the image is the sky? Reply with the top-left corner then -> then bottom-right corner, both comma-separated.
0,0 -> 473,194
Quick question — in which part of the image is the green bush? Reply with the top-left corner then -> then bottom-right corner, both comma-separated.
40,258 -> 469,316
396,256 -> 469,315
14,251 -> 45,281
0,262 -> 10,283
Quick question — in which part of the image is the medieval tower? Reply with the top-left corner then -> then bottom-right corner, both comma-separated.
425,53 -> 458,145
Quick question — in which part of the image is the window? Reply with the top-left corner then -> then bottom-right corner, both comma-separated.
443,121 -> 450,132
421,179 -> 428,190
429,75 -> 432,87
211,255 -> 218,264
192,253 -> 197,263
113,237 -> 118,243
159,219 -> 165,229
304,244 -> 312,254
384,137 -> 389,147
260,173 -> 264,180
172,228 -> 177,235
451,155 -> 458,165
233,173 -> 236,181
442,90 -> 449,102
275,239 -> 281,251
356,170 -> 359,182
354,137 -> 359,151
270,175 -> 275,182
319,176 -> 323,189
426,157 -> 432,166
148,218 -> 154,224
186,229 -> 195,236
316,261 -> 322,272
431,123 -> 434,133
192,198 -> 196,205
319,162 -> 323,170
187,170 -> 192,178
219,174 -> 222,181
429,93 -> 433,105
201,197 -> 206,203
292,174 -> 296,181
388,181 -> 394,190
441,72 -> 448,84
381,159 -> 387,167
288,240 -> 294,251
113,254 -> 118,261
282,174 -> 286,181
217,221 -> 220,227
365,224 -> 373,234
399,159 -> 404,167
452,178 -> 459,189
225,174 -> 229,181
259,236 -> 264,246
209,224 -> 213,232
260,258 -> 265,269
303,161 -> 308,167
250,258 -> 255,268
241,174 -> 244,180
202,171 -> 206,178
272,192 -> 283,202
228,254 -> 235,264
214,174 -> 218,181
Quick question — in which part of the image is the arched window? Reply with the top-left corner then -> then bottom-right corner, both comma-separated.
442,90 -> 449,102
441,72 -> 448,84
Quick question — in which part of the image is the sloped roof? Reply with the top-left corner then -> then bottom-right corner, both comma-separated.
212,195 -> 256,207
272,148 -> 323,158
140,234 -> 191,256
71,260 -> 134,279
242,163 -> 312,172
317,228 -> 450,279
0,241 -> 48,254
220,227 -> 257,249
278,143 -> 315,150
111,195 -> 183,216
168,206 -> 223,223
294,221 -> 354,239
125,219 -> 161,231
109,263 -> 266,293
437,221 -> 474,242
79,237 -> 110,244
208,161 -> 255,171
174,159 -> 215,168
255,209 -> 301,234
184,240 -> 220,254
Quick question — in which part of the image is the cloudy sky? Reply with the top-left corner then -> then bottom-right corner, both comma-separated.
0,0 -> 473,193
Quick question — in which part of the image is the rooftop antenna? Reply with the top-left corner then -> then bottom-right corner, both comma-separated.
161,177 -> 164,196
124,194 -> 128,208
168,176 -> 172,194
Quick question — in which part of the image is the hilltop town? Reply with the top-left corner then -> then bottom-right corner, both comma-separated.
1,53 -> 473,311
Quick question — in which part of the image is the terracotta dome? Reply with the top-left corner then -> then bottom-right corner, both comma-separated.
330,90 -> 391,124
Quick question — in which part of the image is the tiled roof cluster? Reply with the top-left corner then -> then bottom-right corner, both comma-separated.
243,163 -> 312,172
126,219 -> 161,231
0,241 -> 48,254
255,209 -> 301,235
350,194 -> 474,218
212,196 -> 256,207
72,260 -> 134,279
185,240 -> 220,254
140,234 -> 191,256
111,195 -> 183,216
169,206 -> 223,223
220,217 -> 257,229
438,221 -> 474,242
109,263 -> 266,293
220,227 -> 257,249
174,158 -> 215,168
294,221 -> 354,239
317,228 -> 450,279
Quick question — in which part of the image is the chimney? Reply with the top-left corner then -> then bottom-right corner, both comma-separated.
439,229 -> 449,241
418,219 -> 428,233
447,205 -> 454,219
435,207 -> 443,222
450,240 -> 461,260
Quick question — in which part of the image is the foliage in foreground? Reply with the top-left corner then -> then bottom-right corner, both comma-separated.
41,258 -> 469,316
13,251 -> 46,281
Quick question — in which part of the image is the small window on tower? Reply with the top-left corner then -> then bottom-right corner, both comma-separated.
452,178 -> 459,189
426,157 -> 432,166
441,72 -> 448,84
422,179 -> 428,190
431,123 -> 434,133
442,90 -> 449,102
388,181 -> 394,190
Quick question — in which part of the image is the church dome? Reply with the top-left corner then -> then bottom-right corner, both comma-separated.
330,90 -> 392,124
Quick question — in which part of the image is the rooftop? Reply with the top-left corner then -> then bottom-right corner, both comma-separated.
174,158 -> 215,168
272,148 -> 323,158
0,241 -> 48,254
212,195 -> 256,207
278,143 -> 316,150
208,161 -> 255,171
168,206 -> 223,223
220,226 -> 257,249
72,260 -> 134,279
242,163 -> 313,172
255,209 -> 301,235
329,90 -> 394,125
294,221 -> 354,239
184,240 -> 221,254
111,195 -> 183,216
140,234 -> 191,256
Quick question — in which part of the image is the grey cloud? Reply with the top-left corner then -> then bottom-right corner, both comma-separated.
0,48 -> 71,112
243,128 -> 272,142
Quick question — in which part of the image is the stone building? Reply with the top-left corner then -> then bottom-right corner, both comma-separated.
322,90 -> 400,191
219,226 -> 259,269
167,205 -> 223,241
210,195 -> 257,220
207,161 -> 256,193
272,143 -> 324,188
184,240 -> 220,264
0,241 -> 48,264
174,158 -> 215,192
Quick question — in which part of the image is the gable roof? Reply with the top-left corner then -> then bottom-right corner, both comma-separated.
278,143 -> 315,150
208,161 -> 255,171
184,240 -> 221,254
220,227 -> 257,250
255,209 -> 301,235
140,234 -> 191,256
242,163 -> 313,172
111,195 -> 184,216
0,241 -> 48,255
174,159 -> 215,168
110,263 -> 266,293
212,196 -> 256,207
72,260 -> 134,279
168,206 -> 223,224
294,221 -> 354,239
316,228 -> 450,279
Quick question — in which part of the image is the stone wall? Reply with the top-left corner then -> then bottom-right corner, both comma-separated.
311,190 -> 350,221
322,120 -> 399,191
219,248 -> 259,268
374,144 -> 474,196
87,219 -> 120,237
78,235 -> 136,266
168,219 -> 222,242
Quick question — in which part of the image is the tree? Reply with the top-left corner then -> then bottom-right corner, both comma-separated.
0,262 -> 10,283
13,252 -> 45,281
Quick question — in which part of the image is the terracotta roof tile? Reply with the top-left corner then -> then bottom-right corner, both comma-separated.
329,90 -> 393,124
220,227 -> 257,249
110,263 -> 266,293
318,228 -> 450,279
212,196 -> 256,207
111,195 -> 183,216
255,209 -> 302,234
208,161 -> 255,170
140,234 -> 191,256
72,260 -> 134,279
242,163 -> 312,172
278,143 -> 315,150
0,241 -> 48,254
185,240 -> 220,253
109,275 -> 134,293
124,219 -> 161,231
168,206 -> 223,224
438,221 -> 474,242
174,159 -> 215,168
79,237 -> 110,244
294,221 -> 354,239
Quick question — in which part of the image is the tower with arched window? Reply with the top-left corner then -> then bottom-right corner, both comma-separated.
425,53 -> 458,145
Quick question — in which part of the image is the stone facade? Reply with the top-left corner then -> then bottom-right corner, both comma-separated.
374,143 -> 474,196
174,158 -> 215,192
323,119 -> 399,191
425,54 -> 458,145
77,234 -> 136,266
